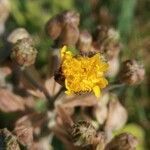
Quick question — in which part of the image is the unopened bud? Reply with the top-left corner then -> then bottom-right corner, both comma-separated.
59,24 -> 79,46
70,120 -> 97,146
45,15 -> 62,40
77,30 -> 92,53
11,38 -> 37,68
62,10 -> 80,26
7,28 -> 31,44
119,60 -> 145,85
105,133 -> 138,150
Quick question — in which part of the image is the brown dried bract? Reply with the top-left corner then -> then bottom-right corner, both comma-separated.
0,89 -> 25,112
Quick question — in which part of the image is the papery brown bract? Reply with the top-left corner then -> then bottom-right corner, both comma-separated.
14,115 -> 33,147
105,133 -> 138,150
0,89 -> 25,112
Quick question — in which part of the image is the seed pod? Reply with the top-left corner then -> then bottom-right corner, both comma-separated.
70,120 -> 97,146
45,15 -> 62,40
58,24 -> 79,46
7,28 -> 31,44
0,128 -> 20,150
62,10 -> 80,26
77,30 -> 92,53
119,60 -> 145,85
11,38 -> 37,68
105,133 -> 138,150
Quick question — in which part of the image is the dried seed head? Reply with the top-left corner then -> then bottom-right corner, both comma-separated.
45,15 -> 62,40
62,10 -> 80,26
77,30 -> 92,53
105,133 -> 138,150
7,28 -> 31,44
11,38 -> 37,68
0,128 -> 20,150
119,60 -> 145,85
94,26 -> 121,59
70,120 -> 97,146
58,24 -> 79,46
99,7 -> 112,25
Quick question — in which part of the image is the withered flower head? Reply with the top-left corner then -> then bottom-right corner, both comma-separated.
11,38 -> 37,68
58,24 -> 79,46
94,26 -> 121,60
45,14 -> 62,40
7,28 -> 31,44
105,133 -> 138,150
0,128 -> 20,150
77,30 -> 92,53
62,10 -> 80,26
55,46 -> 108,97
119,60 -> 145,85
70,120 -> 97,146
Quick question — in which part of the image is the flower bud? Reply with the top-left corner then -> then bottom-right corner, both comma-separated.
70,120 -> 97,146
58,24 -> 79,46
105,133 -> 138,150
119,60 -> 145,85
45,15 -> 62,40
11,38 -> 37,68
62,10 -> 80,26
7,28 -> 31,44
77,30 -> 92,53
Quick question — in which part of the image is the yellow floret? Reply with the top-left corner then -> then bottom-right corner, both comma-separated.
60,46 -> 109,98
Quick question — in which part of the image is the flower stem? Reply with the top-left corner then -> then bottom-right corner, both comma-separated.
22,69 -> 52,101
104,83 -> 125,93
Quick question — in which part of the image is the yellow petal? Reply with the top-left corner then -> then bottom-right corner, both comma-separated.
65,79 -> 70,90
65,90 -> 72,95
61,45 -> 67,58
93,86 -> 101,98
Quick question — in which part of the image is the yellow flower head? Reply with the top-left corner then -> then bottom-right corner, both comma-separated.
60,46 -> 109,97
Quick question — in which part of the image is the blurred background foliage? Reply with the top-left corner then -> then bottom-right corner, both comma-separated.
1,0 -> 149,149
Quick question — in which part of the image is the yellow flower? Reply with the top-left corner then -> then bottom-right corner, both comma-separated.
60,46 -> 109,97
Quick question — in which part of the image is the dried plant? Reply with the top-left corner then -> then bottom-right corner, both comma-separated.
0,3 -> 147,150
